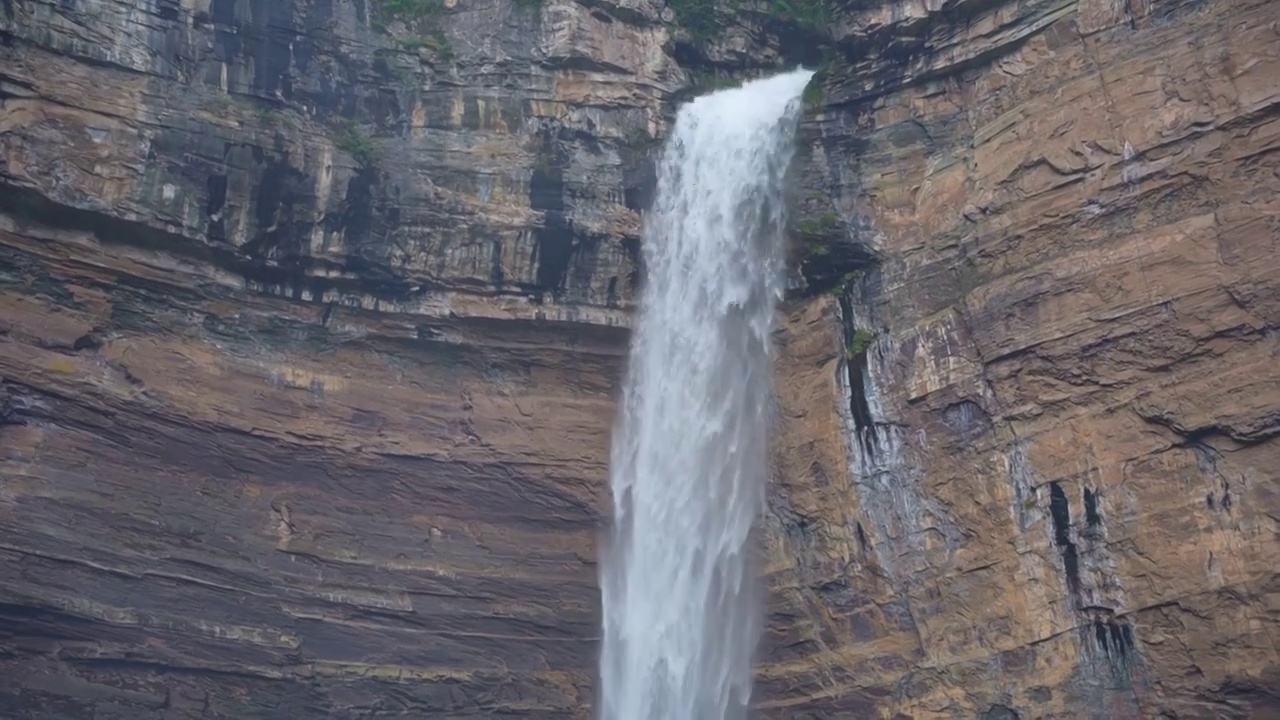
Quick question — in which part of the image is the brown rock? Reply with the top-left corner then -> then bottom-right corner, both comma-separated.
773,0 -> 1279,716
1,0 -> 1277,717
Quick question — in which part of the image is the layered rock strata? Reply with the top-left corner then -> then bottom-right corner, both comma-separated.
1,0 -> 1277,717
763,0 -> 1279,716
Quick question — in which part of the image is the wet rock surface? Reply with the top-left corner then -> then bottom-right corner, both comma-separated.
1,0 -> 1277,717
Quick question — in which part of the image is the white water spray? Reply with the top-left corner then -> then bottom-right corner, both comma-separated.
598,69 -> 814,720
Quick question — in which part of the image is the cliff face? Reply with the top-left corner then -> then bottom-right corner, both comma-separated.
0,0 -> 1276,718
0,0 -> 654,715
763,0 -> 1279,717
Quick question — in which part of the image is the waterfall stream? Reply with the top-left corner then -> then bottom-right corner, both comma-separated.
599,69 -> 814,720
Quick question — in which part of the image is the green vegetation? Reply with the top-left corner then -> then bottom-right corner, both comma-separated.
803,51 -> 834,111
797,211 -> 839,237
847,329 -> 877,358
669,0 -> 722,41
333,120 -> 378,167
372,0 -> 455,60
512,0 -> 546,9
803,79 -> 823,111
826,269 -> 861,295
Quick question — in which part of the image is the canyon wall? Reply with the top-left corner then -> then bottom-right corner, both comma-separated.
0,0 -> 1276,718
762,0 -> 1279,717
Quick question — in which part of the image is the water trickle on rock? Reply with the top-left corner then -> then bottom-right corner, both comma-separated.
599,69 -> 814,720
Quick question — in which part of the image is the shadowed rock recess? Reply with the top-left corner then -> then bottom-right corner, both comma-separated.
0,0 -> 1275,717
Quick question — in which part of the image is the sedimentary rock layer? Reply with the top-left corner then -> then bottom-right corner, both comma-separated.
764,0 -> 1279,716
1,0 -> 1276,717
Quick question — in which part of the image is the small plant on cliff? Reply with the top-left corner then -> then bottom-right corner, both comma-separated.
797,211 -> 839,237
256,105 -> 283,124
803,238 -> 831,257
333,120 -> 378,167
372,0 -> 456,46
847,329 -> 877,358
828,270 -> 862,296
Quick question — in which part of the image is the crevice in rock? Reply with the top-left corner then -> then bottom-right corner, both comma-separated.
855,521 -> 870,554
1138,408 -> 1279,447
983,705 -> 1021,720
605,276 -> 619,308
1090,612 -> 1138,679
489,239 -> 505,288
1049,481 -> 1080,596
0,384 -> 33,426
837,294 -> 875,459
526,123 -> 611,303
71,332 -> 104,352
1083,487 -> 1102,528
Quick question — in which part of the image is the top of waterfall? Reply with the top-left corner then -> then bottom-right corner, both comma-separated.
689,68 -> 815,105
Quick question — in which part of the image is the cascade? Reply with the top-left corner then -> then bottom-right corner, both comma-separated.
598,69 -> 814,720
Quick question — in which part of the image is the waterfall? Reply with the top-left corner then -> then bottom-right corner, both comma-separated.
598,69 -> 814,720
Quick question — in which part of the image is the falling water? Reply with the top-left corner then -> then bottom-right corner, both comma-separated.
599,69 -> 814,720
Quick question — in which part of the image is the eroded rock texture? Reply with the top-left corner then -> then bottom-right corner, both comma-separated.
0,0 -> 1277,717
765,0 -> 1279,716
0,0 -> 656,715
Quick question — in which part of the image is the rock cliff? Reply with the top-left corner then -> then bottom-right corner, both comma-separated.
1,0 -> 1276,718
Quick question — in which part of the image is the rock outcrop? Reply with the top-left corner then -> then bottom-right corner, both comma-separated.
1,0 -> 1276,717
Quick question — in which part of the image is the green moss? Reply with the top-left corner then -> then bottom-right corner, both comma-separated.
1022,495 -> 1037,511
798,211 -> 839,236
847,329 -> 877,357
333,120 -> 378,167
827,269 -> 862,295
803,80 -> 824,111
803,50 -> 836,112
